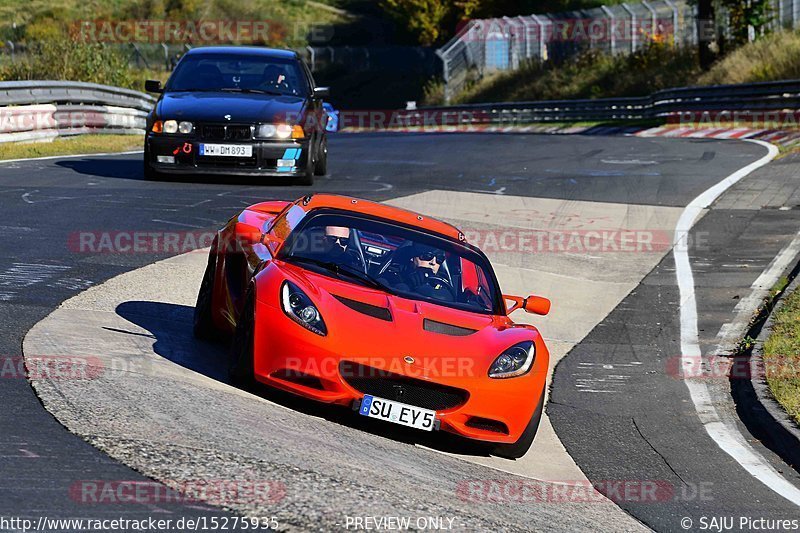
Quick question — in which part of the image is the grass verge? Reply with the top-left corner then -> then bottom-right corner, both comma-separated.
762,279 -> 800,425
0,134 -> 143,161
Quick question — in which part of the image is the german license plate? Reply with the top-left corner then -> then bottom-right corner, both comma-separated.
199,144 -> 252,157
358,395 -> 435,431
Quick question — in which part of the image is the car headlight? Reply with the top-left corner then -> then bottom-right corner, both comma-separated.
178,121 -> 193,134
488,341 -> 535,378
281,281 -> 327,336
256,123 -> 305,139
256,124 -> 277,138
163,120 -> 178,133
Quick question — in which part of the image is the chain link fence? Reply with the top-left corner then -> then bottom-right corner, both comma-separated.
437,0 -> 795,103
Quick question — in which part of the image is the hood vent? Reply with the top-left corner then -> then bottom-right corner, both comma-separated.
423,318 -> 477,336
333,295 -> 392,322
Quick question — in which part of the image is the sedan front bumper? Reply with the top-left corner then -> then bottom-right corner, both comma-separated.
146,134 -> 310,177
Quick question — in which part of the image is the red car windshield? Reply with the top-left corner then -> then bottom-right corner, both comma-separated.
279,211 -> 502,315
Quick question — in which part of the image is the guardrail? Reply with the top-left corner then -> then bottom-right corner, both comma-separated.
0,81 -> 155,143
400,79 -> 800,125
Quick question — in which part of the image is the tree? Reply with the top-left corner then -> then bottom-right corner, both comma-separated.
380,0 -> 480,46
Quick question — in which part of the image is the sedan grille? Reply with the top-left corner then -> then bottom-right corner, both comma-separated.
199,124 -> 253,141
340,361 -> 468,411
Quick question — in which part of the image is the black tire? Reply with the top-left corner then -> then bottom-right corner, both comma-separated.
314,136 -> 328,176
193,245 -> 219,340
492,390 -> 545,459
228,285 -> 256,387
143,144 -> 162,181
296,142 -> 315,186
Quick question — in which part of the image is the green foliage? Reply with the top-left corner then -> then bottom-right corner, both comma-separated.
719,0 -> 773,46
379,0 -> 454,45
0,37 -> 134,87
446,42 -> 700,104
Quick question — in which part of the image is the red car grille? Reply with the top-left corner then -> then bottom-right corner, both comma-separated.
340,361 -> 468,411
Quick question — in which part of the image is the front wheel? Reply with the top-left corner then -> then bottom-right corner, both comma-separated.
314,136 -> 328,176
193,244 -> 219,340
491,390 -> 545,459
143,144 -> 162,181
228,285 -> 256,387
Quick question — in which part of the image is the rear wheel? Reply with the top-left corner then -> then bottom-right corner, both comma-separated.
228,285 -> 256,387
193,244 -> 219,340
492,390 -> 545,459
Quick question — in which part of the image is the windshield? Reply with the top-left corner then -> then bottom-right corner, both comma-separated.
278,211 -> 502,315
167,54 -> 310,97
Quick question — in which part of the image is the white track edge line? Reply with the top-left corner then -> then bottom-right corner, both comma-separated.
675,139 -> 800,506
0,150 -> 143,165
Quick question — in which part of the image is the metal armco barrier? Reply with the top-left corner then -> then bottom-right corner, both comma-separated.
0,81 -> 155,143
401,79 -> 800,125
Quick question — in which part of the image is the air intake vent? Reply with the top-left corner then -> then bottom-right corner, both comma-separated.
333,295 -> 392,322
423,319 -> 477,336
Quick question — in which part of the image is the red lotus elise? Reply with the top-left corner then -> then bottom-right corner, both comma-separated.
194,194 -> 551,458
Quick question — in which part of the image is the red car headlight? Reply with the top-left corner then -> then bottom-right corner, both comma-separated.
489,341 -> 535,378
281,281 -> 327,336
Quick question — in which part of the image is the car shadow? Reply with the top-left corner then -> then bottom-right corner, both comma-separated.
115,300 -> 493,457
56,157 -> 302,187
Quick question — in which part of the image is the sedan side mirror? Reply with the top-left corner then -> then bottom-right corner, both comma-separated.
145,79 -> 163,93
504,295 -> 551,316
313,87 -> 330,98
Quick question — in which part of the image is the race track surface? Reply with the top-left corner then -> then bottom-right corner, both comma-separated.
3,132 -> 799,531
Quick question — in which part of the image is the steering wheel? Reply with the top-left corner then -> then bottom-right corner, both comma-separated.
424,275 -> 456,299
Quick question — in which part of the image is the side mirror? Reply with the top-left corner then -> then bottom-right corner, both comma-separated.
504,295 -> 551,316
145,79 -> 163,93
261,233 -> 282,255
313,86 -> 330,98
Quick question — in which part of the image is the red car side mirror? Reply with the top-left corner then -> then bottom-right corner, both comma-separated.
504,295 -> 551,316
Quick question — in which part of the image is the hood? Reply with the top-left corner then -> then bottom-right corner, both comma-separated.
156,91 -> 307,123
269,263 -> 539,376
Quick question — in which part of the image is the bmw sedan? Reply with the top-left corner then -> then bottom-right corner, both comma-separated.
144,46 -> 329,185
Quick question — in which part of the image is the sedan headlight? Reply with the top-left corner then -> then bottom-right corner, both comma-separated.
178,121 -> 193,134
163,120 -> 178,133
256,123 -> 305,139
281,281 -> 327,336
489,341 -> 535,378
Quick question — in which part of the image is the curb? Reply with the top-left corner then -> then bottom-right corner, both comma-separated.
747,272 -> 800,470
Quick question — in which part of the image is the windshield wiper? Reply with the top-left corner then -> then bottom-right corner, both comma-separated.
220,88 -> 282,96
289,257 -> 391,293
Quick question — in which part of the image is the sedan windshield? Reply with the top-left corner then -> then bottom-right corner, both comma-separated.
278,211 -> 502,315
167,54 -> 309,97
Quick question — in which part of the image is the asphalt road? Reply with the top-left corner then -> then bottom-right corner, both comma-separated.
1,132 -> 797,530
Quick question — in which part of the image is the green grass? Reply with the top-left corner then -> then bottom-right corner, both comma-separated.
763,281 -> 800,426
0,134 -> 142,160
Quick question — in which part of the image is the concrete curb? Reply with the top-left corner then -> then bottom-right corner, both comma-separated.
749,273 -> 800,470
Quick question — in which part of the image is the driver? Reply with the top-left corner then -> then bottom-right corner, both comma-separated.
400,245 -> 453,301
314,226 -> 363,271
261,64 -> 290,91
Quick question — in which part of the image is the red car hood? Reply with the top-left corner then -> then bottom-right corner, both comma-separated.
266,262 -> 541,380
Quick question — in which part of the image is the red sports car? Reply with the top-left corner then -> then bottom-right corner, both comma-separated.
194,194 -> 551,458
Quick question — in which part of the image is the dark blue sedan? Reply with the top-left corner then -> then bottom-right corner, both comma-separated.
144,46 -> 329,185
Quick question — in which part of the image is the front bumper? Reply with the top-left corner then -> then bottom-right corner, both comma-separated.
252,298 -> 549,444
145,134 -> 310,177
